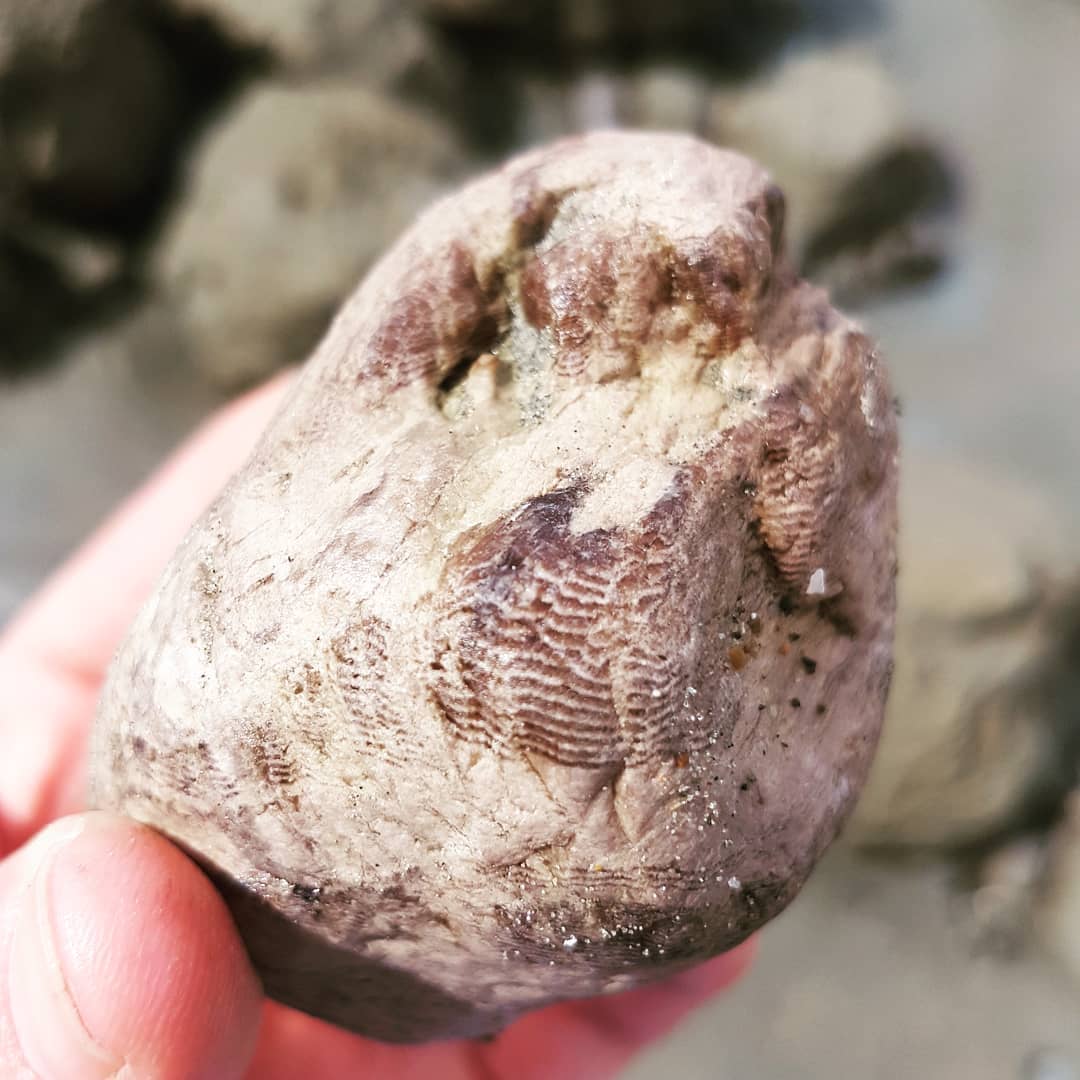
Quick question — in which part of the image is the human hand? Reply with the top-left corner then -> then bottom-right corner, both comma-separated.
0,374 -> 753,1078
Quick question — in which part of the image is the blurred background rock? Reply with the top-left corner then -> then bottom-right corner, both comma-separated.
2,0 -> 1078,1075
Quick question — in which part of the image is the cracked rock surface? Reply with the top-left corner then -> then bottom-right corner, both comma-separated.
90,132 -> 898,1042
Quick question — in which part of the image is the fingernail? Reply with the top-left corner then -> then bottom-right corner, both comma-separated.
8,817 -> 124,1080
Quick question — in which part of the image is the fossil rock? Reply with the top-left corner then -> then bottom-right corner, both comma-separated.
92,132 -> 898,1042
155,82 -> 466,388
850,454 -> 1080,849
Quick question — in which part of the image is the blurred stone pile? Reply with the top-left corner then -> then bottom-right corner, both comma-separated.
2,0 -> 1079,996
853,456 -> 1080,852
1,0 -> 954,384
850,452 -> 1080,984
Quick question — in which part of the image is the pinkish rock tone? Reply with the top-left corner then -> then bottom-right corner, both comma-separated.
90,131 -> 898,1043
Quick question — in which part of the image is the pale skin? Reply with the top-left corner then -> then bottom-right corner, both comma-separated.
0,373 -> 752,1079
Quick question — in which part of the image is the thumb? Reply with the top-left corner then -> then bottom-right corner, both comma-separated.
0,812 -> 263,1079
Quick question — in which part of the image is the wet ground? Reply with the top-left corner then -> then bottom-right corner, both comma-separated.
630,847 -> 1080,1079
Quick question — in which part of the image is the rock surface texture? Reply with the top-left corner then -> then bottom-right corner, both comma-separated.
91,132 -> 899,1042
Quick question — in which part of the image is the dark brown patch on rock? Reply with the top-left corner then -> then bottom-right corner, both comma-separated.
511,176 -> 564,249
753,326 -> 896,631
431,467 -> 750,767
363,241 -> 507,393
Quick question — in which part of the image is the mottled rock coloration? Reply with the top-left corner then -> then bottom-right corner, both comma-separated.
92,132 -> 898,1042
